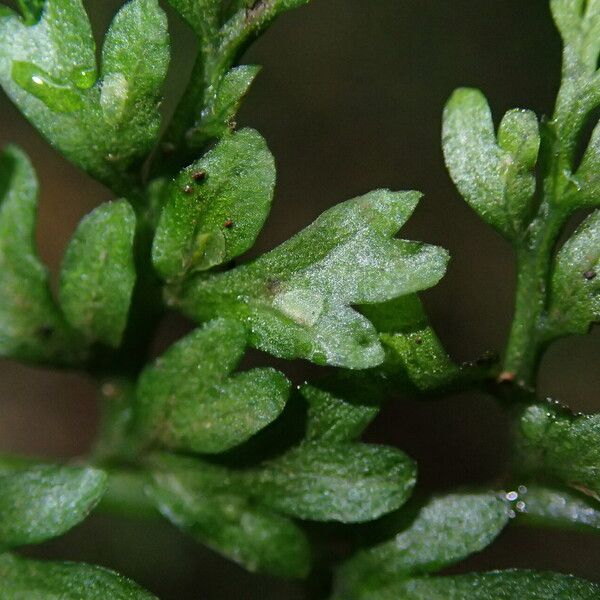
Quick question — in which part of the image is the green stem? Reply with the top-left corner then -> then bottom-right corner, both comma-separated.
502,59 -> 585,386
96,468 -> 159,520
503,203 -> 567,386
152,2 -> 288,175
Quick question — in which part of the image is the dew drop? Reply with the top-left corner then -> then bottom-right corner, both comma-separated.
506,491 -> 518,502
12,61 -> 84,113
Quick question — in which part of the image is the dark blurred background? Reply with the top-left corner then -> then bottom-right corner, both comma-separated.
1,1 -> 600,598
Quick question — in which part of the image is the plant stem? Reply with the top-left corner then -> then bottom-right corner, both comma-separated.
96,468 -> 159,520
503,202 -> 567,386
502,60 -> 581,387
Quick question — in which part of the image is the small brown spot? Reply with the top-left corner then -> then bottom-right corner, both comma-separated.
498,371 -> 516,384
583,270 -> 597,281
414,337 -> 423,345
182,185 -> 193,194
192,169 -> 207,182
223,219 -> 234,228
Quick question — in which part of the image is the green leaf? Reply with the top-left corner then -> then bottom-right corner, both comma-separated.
336,492 -> 510,595
0,553 -> 157,599
442,88 -> 539,240
59,200 -> 136,347
575,122 -> 600,207
99,0 -> 170,172
339,570 -> 600,600
360,295 -> 495,394
552,0 -> 600,75
136,318 -> 290,454
185,65 -> 261,148
562,0 -> 600,202
301,384 -> 380,443
514,401 -> 600,500
551,0 -> 600,170
545,210 -> 600,339
0,464 -> 106,550
0,0 -> 169,190
359,294 -> 427,334
153,128 -> 275,278
551,0 -> 587,42
0,145 -> 85,365
516,485 -> 600,532
362,295 -> 460,392
380,329 -> 461,391
0,0 -> 96,159
173,190 -> 448,368
243,442 -> 416,523
148,454 -> 310,578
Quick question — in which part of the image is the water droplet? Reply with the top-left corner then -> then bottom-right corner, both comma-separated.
506,491 -> 518,502
12,61 -> 84,113
71,66 -> 97,90
516,500 -> 527,513
508,509 -> 516,519
518,484 -> 528,495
